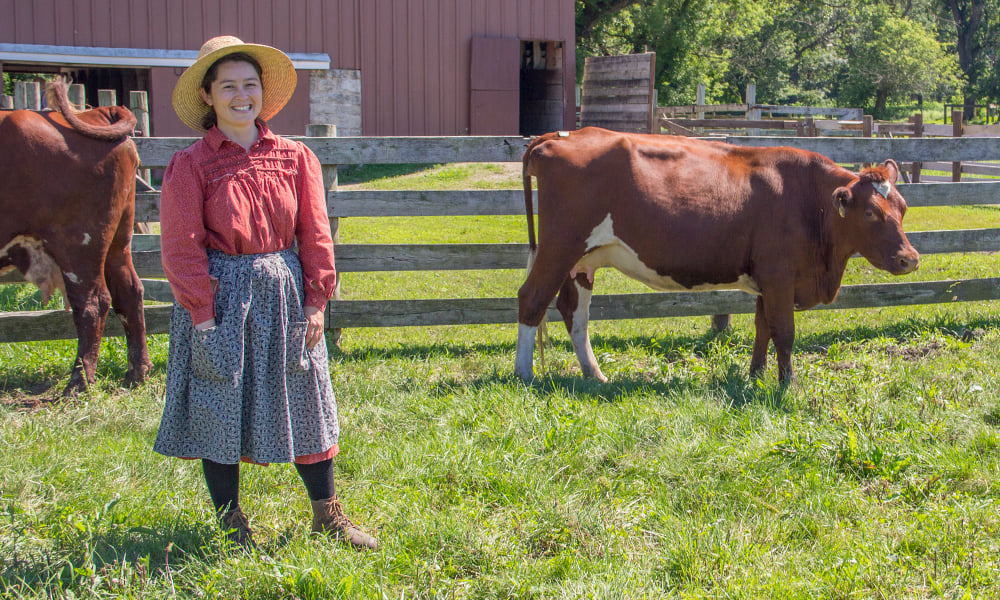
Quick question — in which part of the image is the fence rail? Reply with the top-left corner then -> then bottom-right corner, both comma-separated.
2,135 -> 1000,343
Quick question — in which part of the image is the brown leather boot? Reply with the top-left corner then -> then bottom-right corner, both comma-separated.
219,507 -> 256,551
310,496 -> 378,550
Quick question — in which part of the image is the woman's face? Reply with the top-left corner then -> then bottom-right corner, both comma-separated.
200,60 -> 263,132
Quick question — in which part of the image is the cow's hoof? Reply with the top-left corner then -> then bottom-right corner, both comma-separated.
124,360 -> 154,388
515,368 -> 535,382
61,378 -> 88,397
581,367 -> 608,383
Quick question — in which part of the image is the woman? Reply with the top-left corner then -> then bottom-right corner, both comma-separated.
154,35 -> 376,551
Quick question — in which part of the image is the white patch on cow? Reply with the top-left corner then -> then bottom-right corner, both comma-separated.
82,233 -> 91,245
515,323 -> 539,379
65,272 -> 80,284
585,214 -> 618,251
0,235 -> 67,304
872,180 -> 892,198
571,214 -> 762,295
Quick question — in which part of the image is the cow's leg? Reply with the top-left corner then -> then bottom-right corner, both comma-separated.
61,272 -> 113,395
516,250 -> 581,380
557,274 -> 606,382
711,314 -> 732,332
751,291 -> 796,383
749,297 -> 770,377
104,240 -> 152,387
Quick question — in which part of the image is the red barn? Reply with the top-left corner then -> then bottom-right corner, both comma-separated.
0,0 -> 575,137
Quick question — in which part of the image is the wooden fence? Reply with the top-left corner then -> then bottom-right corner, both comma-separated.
2,134 -> 1000,343
579,53 -> 657,134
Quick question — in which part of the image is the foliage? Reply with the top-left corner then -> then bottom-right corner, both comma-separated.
576,0 -> 987,119
2,73 -> 58,99
837,5 -> 963,116
950,0 -> 1000,106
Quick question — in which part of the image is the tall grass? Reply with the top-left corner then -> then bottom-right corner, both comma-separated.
1,163 -> 999,598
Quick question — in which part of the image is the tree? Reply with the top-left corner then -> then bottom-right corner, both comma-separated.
943,0 -> 1000,118
946,0 -> 986,117
576,0 -> 772,105
576,0 -> 644,40
838,6 -> 962,116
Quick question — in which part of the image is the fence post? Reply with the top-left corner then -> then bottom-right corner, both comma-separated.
745,83 -> 759,136
862,115 -> 873,169
130,91 -> 151,171
98,89 -> 117,107
306,123 -> 342,346
909,113 -> 923,183
130,90 -> 153,234
696,84 -> 705,120
68,84 -> 86,111
0,95 -> 11,109
711,74 -> 735,329
952,110 -> 963,182
14,81 -> 41,110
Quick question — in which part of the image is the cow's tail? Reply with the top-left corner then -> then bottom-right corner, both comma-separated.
522,138 -> 549,372
46,78 -> 137,142
523,143 -> 538,256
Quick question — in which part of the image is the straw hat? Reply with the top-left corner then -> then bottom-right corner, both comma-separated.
172,35 -> 296,133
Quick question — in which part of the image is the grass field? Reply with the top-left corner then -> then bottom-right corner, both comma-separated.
1,163 -> 999,598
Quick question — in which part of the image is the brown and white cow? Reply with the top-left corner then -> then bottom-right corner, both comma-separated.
0,80 -> 152,394
516,127 -> 919,383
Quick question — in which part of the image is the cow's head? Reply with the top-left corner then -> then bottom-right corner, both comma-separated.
832,159 -> 919,275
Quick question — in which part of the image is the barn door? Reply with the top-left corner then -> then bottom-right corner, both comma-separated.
470,36 -> 520,135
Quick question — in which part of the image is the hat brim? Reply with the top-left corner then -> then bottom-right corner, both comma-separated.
172,42 -> 296,133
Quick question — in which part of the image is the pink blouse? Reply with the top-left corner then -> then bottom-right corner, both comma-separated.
160,122 -> 336,324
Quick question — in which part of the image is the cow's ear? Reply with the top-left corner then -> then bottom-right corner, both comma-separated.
833,187 -> 852,218
882,159 -> 900,183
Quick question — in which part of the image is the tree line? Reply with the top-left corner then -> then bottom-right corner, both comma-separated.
576,0 -> 999,121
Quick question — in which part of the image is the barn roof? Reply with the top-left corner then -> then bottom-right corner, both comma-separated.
0,43 -> 329,70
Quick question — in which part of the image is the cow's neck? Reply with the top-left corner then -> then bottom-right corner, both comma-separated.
813,166 -> 860,304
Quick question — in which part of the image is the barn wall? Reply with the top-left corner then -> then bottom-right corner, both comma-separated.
0,0 -> 576,136
355,0 -> 575,135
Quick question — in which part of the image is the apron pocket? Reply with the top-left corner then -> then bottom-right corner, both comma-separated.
287,320 -> 311,372
190,327 -> 230,383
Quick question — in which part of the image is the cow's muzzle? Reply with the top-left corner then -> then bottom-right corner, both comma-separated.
891,250 -> 920,275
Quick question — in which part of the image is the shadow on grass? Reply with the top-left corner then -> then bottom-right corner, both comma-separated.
0,521 -> 221,594
334,310 -> 997,365
338,163 -> 437,185
793,312 -> 1000,352
0,337 -> 168,407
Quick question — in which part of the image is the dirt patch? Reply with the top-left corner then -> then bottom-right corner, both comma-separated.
0,381 -> 64,411
827,361 -> 860,371
884,342 -> 943,361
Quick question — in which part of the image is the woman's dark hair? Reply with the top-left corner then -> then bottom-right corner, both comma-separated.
199,52 -> 263,131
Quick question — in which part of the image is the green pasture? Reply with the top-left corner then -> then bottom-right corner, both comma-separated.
1,163 -> 999,598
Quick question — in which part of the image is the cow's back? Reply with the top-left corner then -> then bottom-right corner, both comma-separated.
0,108 -> 138,240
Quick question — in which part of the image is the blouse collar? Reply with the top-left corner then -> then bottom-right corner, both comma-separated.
205,120 -> 277,152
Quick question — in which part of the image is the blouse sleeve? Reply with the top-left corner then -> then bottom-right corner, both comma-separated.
294,144 -> 337,311
160,150 -> 216,324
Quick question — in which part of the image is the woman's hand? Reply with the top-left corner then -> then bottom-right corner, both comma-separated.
304,306 -> 324,349
194,318 -> 216,331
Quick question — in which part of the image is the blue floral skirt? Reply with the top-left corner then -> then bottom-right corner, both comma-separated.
154,248 -> 339,464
